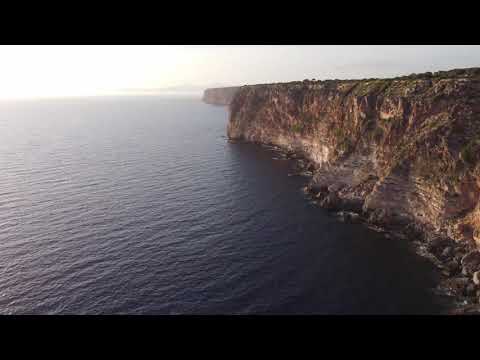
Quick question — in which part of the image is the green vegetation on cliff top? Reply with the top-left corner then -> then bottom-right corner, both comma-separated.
243,67 -> 480,91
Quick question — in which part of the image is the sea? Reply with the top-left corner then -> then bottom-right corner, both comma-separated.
0,95 -> 445,314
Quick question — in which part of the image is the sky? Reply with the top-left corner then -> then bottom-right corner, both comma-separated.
0,45 -> 480,99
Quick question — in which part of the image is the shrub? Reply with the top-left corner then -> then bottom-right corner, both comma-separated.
460,139 -> 479,165
372,126 -> 384,142
291,123 -> 303,133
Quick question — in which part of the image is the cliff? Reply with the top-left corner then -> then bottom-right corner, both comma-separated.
226,68 -> 480,308
203,86 -> 240,105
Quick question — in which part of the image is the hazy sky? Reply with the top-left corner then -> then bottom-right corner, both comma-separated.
1,45 -> 480,99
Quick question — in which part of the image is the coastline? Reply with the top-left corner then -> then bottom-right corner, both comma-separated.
249,141 -> 480,314
211,67 -> 480,314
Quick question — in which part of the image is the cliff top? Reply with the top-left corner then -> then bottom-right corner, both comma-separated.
204,68 -> 480,102
227,67 -> 480,101
242,67 -> 480,88
203,86 -> 241,92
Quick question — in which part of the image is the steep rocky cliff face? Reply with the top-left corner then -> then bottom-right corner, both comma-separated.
228,68 -> 480,253
203,86 -> 240,105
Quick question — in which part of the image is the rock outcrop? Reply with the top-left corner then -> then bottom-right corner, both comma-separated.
202,86 -> 241,106
224,68 -> 480,311
227,68 -> 480,252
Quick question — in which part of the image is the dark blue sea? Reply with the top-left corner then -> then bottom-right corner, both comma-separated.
0,95 -> 444,314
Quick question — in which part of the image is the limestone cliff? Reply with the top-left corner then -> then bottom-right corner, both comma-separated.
227,68 -> 480,251
203,86 -> 240,105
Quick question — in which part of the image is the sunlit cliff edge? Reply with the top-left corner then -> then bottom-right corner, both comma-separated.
202,86 -> 241,105
204,68 -> 480,309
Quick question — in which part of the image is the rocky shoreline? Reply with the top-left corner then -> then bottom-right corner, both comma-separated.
254,141 -> 480,314
221,68 -> 480,314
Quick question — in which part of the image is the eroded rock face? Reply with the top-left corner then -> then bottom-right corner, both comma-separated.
461,251 -> 480,274
227,68 -> 480,248
473,271 -> 480,285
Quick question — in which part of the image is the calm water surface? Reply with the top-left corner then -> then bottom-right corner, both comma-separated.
0,96 -> 444,314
